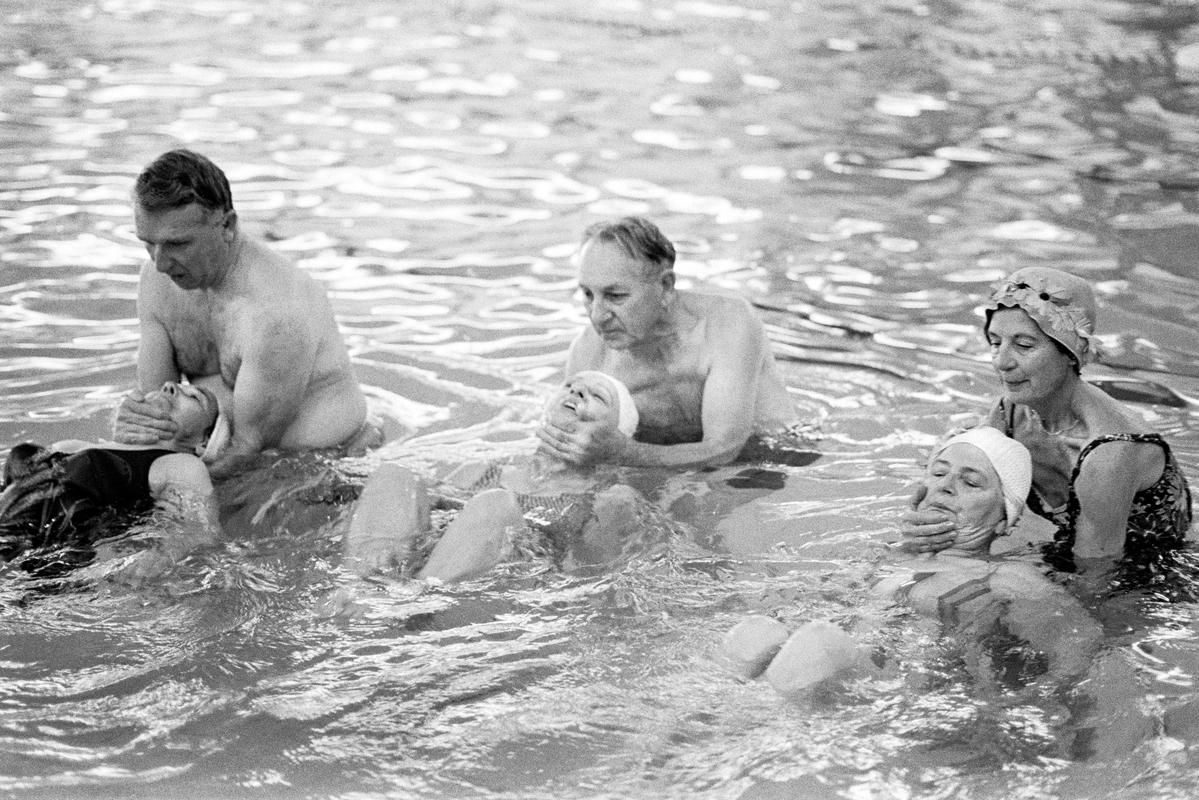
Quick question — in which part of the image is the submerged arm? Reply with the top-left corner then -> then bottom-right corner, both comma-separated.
995,565 -> 1104,679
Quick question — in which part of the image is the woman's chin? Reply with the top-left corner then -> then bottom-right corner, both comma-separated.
544,408 -> 578,428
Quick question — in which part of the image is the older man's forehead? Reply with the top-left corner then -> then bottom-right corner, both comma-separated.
578,240 -> 650,280
134,202 -> 212,237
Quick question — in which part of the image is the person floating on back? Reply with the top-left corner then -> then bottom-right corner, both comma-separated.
723,427 -> 1102,694
1,380 -> 226,575
345,371 -> 660,581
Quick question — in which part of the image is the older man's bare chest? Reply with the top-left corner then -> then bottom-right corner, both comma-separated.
610,332 -> 709,434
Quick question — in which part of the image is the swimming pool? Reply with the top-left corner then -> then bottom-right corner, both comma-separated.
3,0 -> 1199,797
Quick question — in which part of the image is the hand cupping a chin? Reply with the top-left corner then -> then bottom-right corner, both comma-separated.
948,523 -> 996,555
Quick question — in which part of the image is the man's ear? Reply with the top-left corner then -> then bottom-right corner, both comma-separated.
659,269 -> 676,293
220,210 -> 238,240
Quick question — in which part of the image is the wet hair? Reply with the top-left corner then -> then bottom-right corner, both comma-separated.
134,149 -> 234,214
581,216 -> 676,280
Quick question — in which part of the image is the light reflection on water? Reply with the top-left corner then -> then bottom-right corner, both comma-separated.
3,0 -> 1199,797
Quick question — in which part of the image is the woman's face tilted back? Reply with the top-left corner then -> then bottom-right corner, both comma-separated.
146,381 -> 219,442
918,443 -> 1007,537
545,374 -> 621,431
985,307 -> 1076,407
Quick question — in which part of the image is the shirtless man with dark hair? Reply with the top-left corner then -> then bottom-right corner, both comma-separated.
113,149 -> 375,478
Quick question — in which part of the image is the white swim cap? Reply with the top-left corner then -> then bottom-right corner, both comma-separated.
568,370 -> 639,437
200,400 -> 232,463
934,426 -> 1031,524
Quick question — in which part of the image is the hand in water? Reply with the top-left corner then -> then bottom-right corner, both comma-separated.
896,484 -> 958,554
113,390 -> 177,444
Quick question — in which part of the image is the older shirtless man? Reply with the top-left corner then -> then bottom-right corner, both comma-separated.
113,149 -> 372,478
537,216 -> 796,469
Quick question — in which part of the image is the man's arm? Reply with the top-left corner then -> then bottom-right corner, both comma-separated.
206,312 -> 314,478
540,304 -> 764,469
113,278 -> 179,444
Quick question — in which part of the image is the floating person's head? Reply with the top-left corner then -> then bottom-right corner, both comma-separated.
545,371 -> 639,437
575,217 -> 677,349
983,267 -> 1097,382
145,381 -> 220,449
918,426 -> 1032,548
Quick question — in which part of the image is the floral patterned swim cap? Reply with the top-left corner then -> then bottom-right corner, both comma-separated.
983,267 -> 1097,372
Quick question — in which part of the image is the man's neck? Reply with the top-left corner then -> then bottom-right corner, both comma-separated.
205,231 -> 245,292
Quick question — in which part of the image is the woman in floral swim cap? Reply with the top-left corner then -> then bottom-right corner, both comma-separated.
905,267 -> 1191,574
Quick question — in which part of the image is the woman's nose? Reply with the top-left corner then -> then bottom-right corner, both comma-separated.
932,474 -> 955,494
992,344 -> 1016,370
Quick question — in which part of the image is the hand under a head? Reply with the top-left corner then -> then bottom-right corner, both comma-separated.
536,371 -> 638,466
113,389 -> 178,445
144,381 -> 219,450
899,428 -> 1031,557
898,483 -> 960,555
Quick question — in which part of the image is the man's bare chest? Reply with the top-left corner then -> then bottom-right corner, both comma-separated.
161,296 -> 237,377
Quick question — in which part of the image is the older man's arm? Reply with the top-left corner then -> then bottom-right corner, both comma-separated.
540,306 -> 764,469
206,313 -> 312,479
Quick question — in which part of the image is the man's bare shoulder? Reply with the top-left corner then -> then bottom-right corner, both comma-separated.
238,238 -> 333,311
681,289 -> 757,317
681,289 -> 765,338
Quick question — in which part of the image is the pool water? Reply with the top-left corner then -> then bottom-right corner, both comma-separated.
3,0 -> 1199,797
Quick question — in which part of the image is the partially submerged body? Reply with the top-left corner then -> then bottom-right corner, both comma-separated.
1,381 -> 223,573
988,394 -> 1191,568
723,428 -> 1101,694
115,150 -> 375,479
537,217 -> 796,469
566,290 -> 795,448
345,372 -> 661,581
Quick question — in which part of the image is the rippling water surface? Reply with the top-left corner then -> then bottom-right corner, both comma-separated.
4,0 -> 1199,797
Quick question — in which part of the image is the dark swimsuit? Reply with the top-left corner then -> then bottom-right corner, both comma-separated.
999,403 -> 1193,567
892,569 -> 1051,686
0,444 -> 172,567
